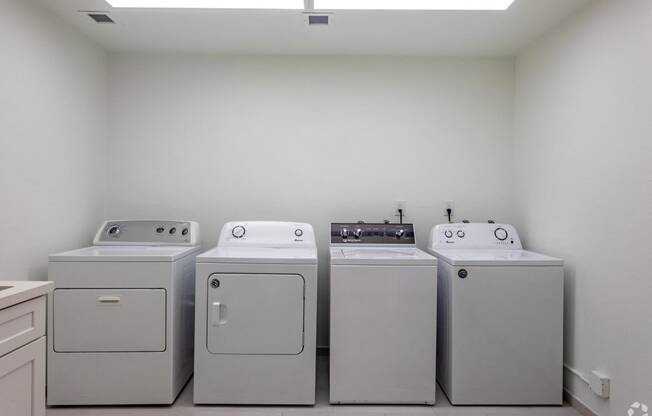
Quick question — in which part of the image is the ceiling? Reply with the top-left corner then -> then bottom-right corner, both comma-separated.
37,0 -> 592,56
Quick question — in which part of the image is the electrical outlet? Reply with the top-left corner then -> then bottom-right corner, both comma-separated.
394,200 -> 407,223
589,370 -> 610,398
444,201 -> 455,222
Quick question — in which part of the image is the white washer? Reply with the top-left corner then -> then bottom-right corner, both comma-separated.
329,223 -> 437,405
427,223 -> 564,405
47,220 -> 200,405
194,221 -> 317,405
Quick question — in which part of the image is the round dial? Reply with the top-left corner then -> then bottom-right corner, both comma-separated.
457,230 -> 466,238
107,225 -> 121,237
294,229 -> 304,237
395,229 -> 406,239
231,225 -> 246,239
444,230 -> 453,239
353,228 -> 363,239
494,227 -> 508,241
340,228 -> 349,239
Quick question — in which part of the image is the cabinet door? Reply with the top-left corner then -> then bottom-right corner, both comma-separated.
0,337 -> 45,416
207,274 -> 304,355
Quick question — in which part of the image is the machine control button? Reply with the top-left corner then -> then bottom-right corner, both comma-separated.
156,227 -> 165,234
395,229 -> 405,239
182,228 -> 189,236
458,269 -> 468,279
232,225 -> 246,239
295,229 -> 304,237
444,230 -> 453,239
353,228 -> 363,239
107,225 -> 121,237
340,228 -> 349,239
210,278 -> 220,288
169,227 -> 177,235
457,230 -> 466,238
494,227 -> 508,241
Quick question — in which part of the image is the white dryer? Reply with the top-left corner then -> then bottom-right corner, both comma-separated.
427,223 -> 564,405
329,223 -> 438,405
47,220 -> 200,405
194,221 -> 317,405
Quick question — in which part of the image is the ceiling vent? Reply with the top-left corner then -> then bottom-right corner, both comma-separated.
308,15 -> 329,25
87,13 -> 115,24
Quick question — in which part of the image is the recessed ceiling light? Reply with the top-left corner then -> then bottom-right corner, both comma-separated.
105,0 -> 304,9
313,0 -> 516,11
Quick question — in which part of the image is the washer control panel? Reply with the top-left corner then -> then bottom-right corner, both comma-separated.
93,220 -> 199,246
218,221 -> 316,248
330,223 -> 416,245
428,223 -> 522,250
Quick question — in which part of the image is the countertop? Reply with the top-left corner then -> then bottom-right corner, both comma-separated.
0,281 -> 54,310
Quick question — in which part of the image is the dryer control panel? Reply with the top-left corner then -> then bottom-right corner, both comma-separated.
93,220 -> 199,246
429,223 -> 523,250
330,223 -> 416,245
218,221 -> 316,248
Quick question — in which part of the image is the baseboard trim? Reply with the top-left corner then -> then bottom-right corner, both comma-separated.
564,388 -> 599,416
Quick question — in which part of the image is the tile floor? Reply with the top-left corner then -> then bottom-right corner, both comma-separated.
46,356 -> 580,416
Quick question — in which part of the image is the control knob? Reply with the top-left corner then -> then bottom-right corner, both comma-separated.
395,229 -> 405,239
494,227 -> 508,241
444,230 -> 453,239
232,225 -> 246,239
107,225 -> 121,237
353,228 -> 363,239
340,228 -> 349,239
457,230 -> 466,238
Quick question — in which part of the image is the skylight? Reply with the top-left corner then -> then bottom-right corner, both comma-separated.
105,0 -> 304,9
313,0 -> 516,10
106,0 -> 516,10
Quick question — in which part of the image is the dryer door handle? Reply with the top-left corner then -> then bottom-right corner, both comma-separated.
97,295 -> 121,304
211,302 -> 227,326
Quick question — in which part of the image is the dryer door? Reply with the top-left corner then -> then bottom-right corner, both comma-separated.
206,273 -> 304,355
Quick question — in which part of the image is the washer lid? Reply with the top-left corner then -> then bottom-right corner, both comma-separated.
49,245 -> 201,263
429,249 -> 563,267
197,246 -> 318,264
330,247 -> 436,266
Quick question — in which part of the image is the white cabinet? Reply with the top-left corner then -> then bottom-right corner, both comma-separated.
0,297 -> 46,357
0,285 -> 51,416
0,337 -> 45,416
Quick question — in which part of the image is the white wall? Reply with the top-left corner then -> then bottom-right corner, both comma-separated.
514,1 -> 652,414
107,54 -> 516,345
0,0 -> 107,281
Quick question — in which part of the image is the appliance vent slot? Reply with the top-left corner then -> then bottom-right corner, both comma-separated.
88,13 -> 115,24
308,15 -> 329,25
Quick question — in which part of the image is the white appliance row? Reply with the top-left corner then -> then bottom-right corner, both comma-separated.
46,219 -> 563,407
